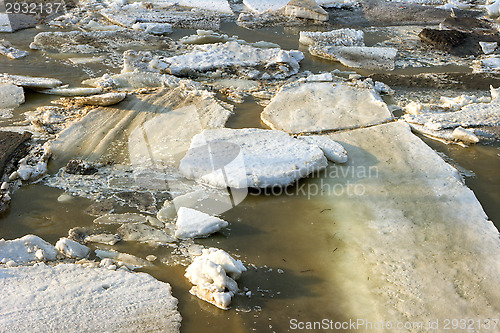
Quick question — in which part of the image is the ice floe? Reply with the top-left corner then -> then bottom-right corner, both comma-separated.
185,248 -> 246,309
0,235 -> 58,264
95,249 -> 153,269
479,41 -> 497,55
175,207 -> 228,239
403,97 -> 500,130
0,73 -> 62,89
299,29 -> 364,47
309,45 -> 398,71
37,87 -> 104,97
55,237 -> 90,259
132,22 -> 173,35
0,39 -> 28,59
0,263 -> 181,332
179,128 -> 328,188
117,223 -> 175,244
261,82 -> 393,133
101,3 -> 223,30
29,30 -> 170,55
154,41 -> 303,79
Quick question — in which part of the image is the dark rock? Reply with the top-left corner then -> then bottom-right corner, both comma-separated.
65,159 -> 98,175
419,28 -> 500,56
0,131 -> 31,178
440,16 -> 498,34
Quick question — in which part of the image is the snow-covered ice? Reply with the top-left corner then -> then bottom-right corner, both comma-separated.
261,82 -> 393,133
299,29 -> 364,47
179,128 -> 328,188
175,207 -> 228,239
37,87 -> 103,97
309,45 -> 398,71
55,237 -> 90,259
0,263 -> 181,332
0,235 -> 58,264
95,249 -> 153,269
479,41 -> 497,55
185,248 -> 246,309
132,22 -> 173,35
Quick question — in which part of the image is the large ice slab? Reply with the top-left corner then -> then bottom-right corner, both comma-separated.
261,82 -> 393,134
0,263 -> 181,332
284,0 -> 329,21
160,0 -> 233,14
318,121 -> 500,326
179,128 -> 328,188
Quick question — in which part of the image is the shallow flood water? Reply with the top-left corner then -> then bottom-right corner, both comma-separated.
1,18 -> 499,333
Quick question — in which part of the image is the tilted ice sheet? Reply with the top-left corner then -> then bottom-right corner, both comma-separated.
49,87 -> 232,166
317,121 -> 500,329
0,263 -> 181,332
261,82 -> 393,134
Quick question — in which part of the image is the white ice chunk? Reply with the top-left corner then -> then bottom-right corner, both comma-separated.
261,82 -> 393,133
55,238 -> 90,258
0,83 -> 24,109
309,45 -> 398,71
479,41 -> 497,55
73,92 -> 127,106
0,264 -> 181,332
0,235 -> 58,263
451,127 -> 480,144
175,207 -> 228,239
486,0 -> 500,17
95,249 -> 153,269
185,248 -> 245,309
298,135 -> 348,163
299,29 -> 364,47
179,128 -> 328,188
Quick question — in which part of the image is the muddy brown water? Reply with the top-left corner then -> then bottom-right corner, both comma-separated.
0,21 -> 499,333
